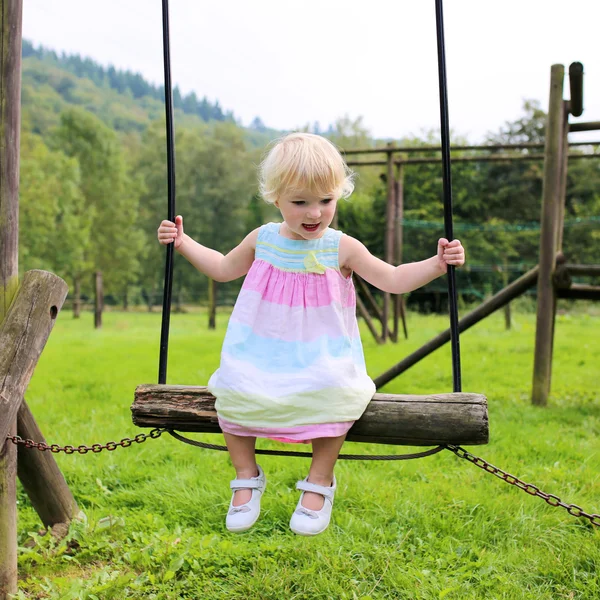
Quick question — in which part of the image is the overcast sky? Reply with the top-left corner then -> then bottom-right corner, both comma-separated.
23,0 -> 600,143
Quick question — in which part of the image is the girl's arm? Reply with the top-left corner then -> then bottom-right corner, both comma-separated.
177,228 -> 259,282
158,215 -> 258,282
340,235 -> 465,294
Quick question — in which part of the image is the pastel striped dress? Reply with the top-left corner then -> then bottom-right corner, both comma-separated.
208,222 -> 376,443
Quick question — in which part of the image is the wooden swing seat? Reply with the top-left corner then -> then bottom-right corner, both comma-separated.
131,385 -> 489,446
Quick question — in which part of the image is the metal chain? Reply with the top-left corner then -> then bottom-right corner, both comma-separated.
7,428 -> 166,454
445,444 -> 600,528
7,431 -> 599,527
167,430 -> 446,461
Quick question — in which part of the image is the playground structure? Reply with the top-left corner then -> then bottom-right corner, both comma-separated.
347,131 -> 599,344
0,0 -> 598,593
343,62 -> 599,408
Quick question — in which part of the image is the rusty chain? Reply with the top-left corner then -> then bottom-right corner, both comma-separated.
445,444 -> 600,528
7,431 -> 599,528
7,428 -> 166,454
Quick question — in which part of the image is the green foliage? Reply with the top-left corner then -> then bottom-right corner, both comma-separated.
17,41 -> 600,309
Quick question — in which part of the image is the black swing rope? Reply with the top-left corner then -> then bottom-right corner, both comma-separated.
155,0 -> 451,461
148,0 -> 600,528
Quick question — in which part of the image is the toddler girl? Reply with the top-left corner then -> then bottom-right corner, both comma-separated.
157,132 -> 465,536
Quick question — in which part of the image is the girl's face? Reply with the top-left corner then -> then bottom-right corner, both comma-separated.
275,190 -> 338,240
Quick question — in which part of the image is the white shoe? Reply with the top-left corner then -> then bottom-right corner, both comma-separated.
226,465 -> 266,533
289,476 -> 336,536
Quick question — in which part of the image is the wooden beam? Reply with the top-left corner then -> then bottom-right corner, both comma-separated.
0,271 -> 68,443
532,65 -> 565,407
569,121 -> 600,132
374,261 -> 551,389
354,275 -> 392,339
564,264 -> 600,276
346,153 -> 600,167
17,401 -> 79,528
557,284 -> 600,301
132,385 -> 489,446
355,292 -> 383,344
341,141 -> 599,155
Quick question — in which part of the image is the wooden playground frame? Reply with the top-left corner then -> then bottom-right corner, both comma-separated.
345,62 -> 599,407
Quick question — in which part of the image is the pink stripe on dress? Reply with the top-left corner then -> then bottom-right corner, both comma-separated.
243,260 -> 356,308
218,417 -> 353,444
230,288 -> 360,343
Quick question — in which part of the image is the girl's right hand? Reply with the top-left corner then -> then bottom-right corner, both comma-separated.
157,215 -> 184,249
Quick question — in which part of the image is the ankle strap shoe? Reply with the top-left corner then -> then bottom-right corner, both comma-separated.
289,475 -> 336,536
226,464 -> 266,533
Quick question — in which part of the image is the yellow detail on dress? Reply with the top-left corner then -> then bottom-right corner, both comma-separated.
304,251 -> 327,274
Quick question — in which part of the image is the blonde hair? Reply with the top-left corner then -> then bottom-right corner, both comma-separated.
259,132 -> 355,204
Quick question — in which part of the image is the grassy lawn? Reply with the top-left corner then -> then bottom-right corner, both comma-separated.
14,307 -> 600,599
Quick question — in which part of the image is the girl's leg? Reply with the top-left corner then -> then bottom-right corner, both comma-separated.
223,432 -> 258,506
302,434 -> 346,511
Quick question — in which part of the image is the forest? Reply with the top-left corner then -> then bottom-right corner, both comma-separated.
19,41 -> 600,313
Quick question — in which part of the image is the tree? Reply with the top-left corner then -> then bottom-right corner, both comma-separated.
19,133 -> 91,303
54,108 -> 146,311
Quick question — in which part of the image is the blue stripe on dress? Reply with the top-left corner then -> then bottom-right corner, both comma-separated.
222,321 -> 367,374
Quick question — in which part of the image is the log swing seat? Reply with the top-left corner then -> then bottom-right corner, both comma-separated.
131,0 -> 489,460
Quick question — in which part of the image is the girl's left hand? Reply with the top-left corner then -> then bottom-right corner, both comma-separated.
437,238 -> 465,273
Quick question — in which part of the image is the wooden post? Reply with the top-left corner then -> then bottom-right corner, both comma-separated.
393,163 -> 408,340
0,1 -> 23,595
208,278 -> 217,330
532,65 -> 565,406
0,270 -> 67,599
73,277 -> 81,318
382,144 -> 395,342
94,271 -> 103,329
556,110 -> 570,253
502,260 -> 511,330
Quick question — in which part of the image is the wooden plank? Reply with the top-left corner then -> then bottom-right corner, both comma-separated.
532,65 -> 565,406
132,385 -> 489,446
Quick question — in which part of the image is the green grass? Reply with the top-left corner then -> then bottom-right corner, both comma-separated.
14,308 -> 600,599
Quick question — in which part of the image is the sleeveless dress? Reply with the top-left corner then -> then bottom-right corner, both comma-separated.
208,222 -> 375,443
